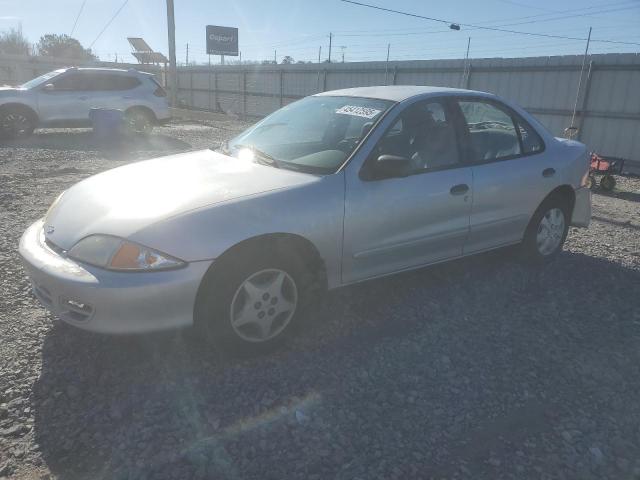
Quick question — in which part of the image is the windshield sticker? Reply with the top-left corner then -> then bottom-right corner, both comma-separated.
335,105 -> 382,119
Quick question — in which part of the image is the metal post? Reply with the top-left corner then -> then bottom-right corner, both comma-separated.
208,55 -> 212,111
460,37 -> 470,89
328,33 -> 332,63
190,70 -> 194,108
392,66 -> 398,85
385,43 -> 390,85
186,43 -> 189,65
576,60 -> 594,142
465,64 -> 472,89
165,0 -> 178,107
279,69 -> 284,107
322,69 -> 328,92
274,50 -> 277,64
570,26 -> 592,133
213,70 -> 218,111
242,70 -> 247,119
318,46 -> 321,64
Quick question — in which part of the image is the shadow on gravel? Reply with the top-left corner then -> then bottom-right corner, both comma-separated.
1,130 -> 192,157
32,250 -> 640,479
593,187 -> 640,204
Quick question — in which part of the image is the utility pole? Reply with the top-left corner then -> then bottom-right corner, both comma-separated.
328,32 -> 332,63
274,49 -> 277,64
186,43 -> 189,65
385,43 -> 390,84
166,0 -> 177,107
569,26 -> 592,135
239,51 -> 242,63
318,45 -> 321,63
340,46 -> 346,63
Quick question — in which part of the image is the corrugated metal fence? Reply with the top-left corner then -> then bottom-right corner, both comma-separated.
176,53 -> 640,161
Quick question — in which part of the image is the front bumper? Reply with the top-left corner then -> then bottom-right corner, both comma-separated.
570,186 -> 591,228
19,220 -> 211,334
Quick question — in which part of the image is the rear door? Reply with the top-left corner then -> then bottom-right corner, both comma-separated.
454,97 -> 554,253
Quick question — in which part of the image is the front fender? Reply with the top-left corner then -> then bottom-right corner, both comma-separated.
129,172 -> 346,288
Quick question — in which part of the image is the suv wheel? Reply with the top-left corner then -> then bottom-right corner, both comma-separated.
0,107 -> 35,139
125,109 -> 154,135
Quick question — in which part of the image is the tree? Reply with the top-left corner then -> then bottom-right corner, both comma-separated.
0,28 -> 31,55
281,55 -> 294,65
37,34 -> 96,60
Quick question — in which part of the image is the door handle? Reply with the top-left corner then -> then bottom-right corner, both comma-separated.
542,168 -> 556,178
450,183 -> 469,195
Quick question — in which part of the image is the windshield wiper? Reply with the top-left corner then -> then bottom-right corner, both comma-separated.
233,144 -> 281,169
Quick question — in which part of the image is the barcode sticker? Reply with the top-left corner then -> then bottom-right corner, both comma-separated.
335,105 -> 382,119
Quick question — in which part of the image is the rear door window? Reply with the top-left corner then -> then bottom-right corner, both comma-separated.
458,100 -> 521,162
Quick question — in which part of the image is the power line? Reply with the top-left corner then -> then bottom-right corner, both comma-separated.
333,3 -> 638,38
340,0 -> 640,46
70,0 -> 87,36
89,0 -> 129,48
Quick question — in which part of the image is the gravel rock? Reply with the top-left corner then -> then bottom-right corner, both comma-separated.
1,121 -> 639,479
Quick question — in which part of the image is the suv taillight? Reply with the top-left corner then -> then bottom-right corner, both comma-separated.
153,86 -> 167,97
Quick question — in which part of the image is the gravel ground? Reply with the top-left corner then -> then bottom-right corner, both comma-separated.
1,121 -> 639,480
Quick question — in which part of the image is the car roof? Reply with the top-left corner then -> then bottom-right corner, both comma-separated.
314,85 -> 493,102
66,67 -> 152,76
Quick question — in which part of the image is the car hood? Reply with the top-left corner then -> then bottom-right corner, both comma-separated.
43,149 -> 318,250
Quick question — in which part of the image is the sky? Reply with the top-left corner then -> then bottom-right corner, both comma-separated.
1,0 -> 639,65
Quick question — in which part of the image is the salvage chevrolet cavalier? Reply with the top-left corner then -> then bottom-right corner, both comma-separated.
19,86 -> 591,352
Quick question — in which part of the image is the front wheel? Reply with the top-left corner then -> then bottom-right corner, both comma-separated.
195,247 -> 310,355
0,107 -> 35,139
521,197 -> 570,261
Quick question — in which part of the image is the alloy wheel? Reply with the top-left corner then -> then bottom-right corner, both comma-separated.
1,112 -> 31,137
536,207 -> 565,256
229,268 -> 298,342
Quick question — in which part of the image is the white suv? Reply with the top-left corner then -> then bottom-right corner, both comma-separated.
0,67 -> 171,138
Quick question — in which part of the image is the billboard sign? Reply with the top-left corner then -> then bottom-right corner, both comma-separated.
206,25 -> 239,56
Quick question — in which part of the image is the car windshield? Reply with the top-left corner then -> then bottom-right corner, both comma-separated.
225,96 -> 395,174
20,70 -> 62,89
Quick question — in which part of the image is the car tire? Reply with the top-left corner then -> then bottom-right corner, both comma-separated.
125,108 -> 154,135
521,195 -> 570,262
195,245 -> 312,356
0,106 -> 35,139
587,174 -> 598,190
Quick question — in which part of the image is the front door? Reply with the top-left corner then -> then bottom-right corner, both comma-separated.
342,98 -> 473,284
36,72 -> 90,124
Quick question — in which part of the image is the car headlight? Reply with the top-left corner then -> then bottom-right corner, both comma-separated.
68,235 -> 185,271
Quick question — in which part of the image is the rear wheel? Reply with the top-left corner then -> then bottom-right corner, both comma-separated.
0,107 -> 35,139
195,246 -> 311,355
521,196 -> 570,261
125,108 -> 154,135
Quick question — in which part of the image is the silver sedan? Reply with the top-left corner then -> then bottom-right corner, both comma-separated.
19,86 -> 591,353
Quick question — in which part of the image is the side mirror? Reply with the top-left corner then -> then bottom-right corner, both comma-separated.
372,154 -> 411,179
42,83 -> 55,92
